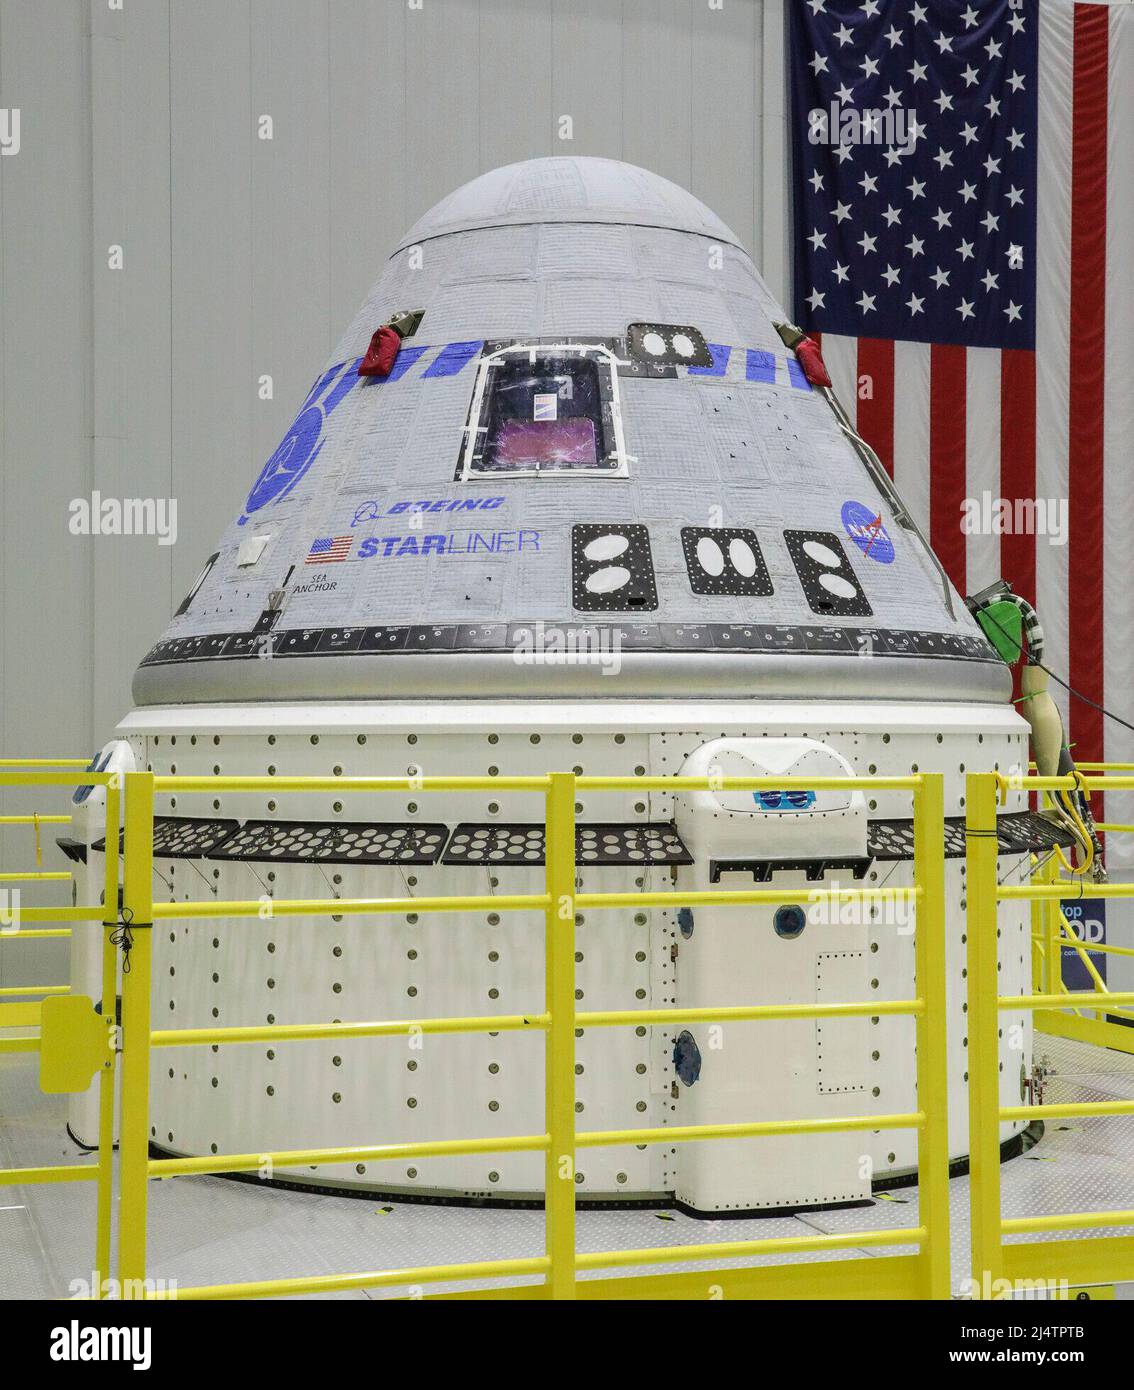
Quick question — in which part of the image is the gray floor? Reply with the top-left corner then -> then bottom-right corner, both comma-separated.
2,1034 -> 1132,1300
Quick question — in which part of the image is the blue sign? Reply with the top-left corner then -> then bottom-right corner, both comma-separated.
753,790 -> 816,811
841,500 -> 895,564
1060,898 -> 1107,990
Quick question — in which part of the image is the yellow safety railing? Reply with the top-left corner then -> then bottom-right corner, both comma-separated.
967,770 -> 1134,1292
99,767 -> 952,1301
0,761 -> 120,1296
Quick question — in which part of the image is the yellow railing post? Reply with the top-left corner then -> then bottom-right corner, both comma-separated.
1043,852 -> 1062,1000
117,770 -> 154,1298
94,774 -> 121,1298
966,772 -> 1004,1294
544,771 -> 577,1299
912,773 -> 950,1298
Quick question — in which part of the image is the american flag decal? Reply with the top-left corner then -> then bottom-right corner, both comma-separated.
305,535 -> 353,564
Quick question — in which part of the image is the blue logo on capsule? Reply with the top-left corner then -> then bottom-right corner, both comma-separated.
841,499 -> 895,564
239,362 -> 359,524
753,790 -> 816,810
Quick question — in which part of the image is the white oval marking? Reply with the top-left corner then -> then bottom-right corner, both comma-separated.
819,573 -> 857,599
672,333 -> 696,358
695,537 -> 725,576
583,532 -> 629,563
728,537 -> 757,577
641,331 -> 667,356
803,540 -> 841,567
586,565 -> 631,594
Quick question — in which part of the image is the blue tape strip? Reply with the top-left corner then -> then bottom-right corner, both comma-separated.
687,343 -> 731,377
321,360 -> 363,415
384,343 -> 430,382
422,340 -> 484,378
786,357 -> 811,391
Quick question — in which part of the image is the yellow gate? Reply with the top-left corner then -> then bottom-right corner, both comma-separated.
0,760 -> 121,1296
966,769 -> 1134,1293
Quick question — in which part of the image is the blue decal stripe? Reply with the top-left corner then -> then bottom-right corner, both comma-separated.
302,361 -> 345,409
687,343 -> 731,377
786,358 -> 811,392
384,343 -> 430,382
745,349 -> 776,384
422,340 -> 484,379
321,360 -> 363,415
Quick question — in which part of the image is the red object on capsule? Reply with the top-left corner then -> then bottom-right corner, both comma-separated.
358,325 -> 402,378
795,335 -> 832,388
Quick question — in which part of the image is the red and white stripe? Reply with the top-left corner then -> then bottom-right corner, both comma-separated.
817,0 -> 1133,864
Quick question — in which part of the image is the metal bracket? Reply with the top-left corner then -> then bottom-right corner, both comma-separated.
39,994 -> 112,1094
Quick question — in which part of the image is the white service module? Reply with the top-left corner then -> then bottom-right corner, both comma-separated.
673,738 -> 875,1213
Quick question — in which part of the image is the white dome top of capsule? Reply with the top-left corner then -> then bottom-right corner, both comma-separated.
396,156 -> 743,252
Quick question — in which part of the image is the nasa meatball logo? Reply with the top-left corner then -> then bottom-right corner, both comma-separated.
239,363 -> 359,525
841,499 -> 895,564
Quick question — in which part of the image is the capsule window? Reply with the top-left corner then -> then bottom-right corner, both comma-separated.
457,343 -> 628,480
174,551 -> 219,617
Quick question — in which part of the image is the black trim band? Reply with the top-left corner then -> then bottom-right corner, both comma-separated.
140,622 -> 998,668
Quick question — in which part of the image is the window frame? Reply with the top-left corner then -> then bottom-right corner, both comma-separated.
457,341 -> 630,482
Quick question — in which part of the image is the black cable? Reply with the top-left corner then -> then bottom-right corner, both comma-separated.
1034,659 -> 1134,738
978,603 -> 1134,737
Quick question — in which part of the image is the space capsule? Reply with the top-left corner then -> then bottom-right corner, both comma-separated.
69,157 -> 1046,1214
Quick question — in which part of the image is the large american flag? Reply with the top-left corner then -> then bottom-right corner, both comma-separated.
790,0 -> 1134,866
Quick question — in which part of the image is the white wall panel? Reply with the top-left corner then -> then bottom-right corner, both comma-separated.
552,0 -> 623,158
479,0 -> 553,172
168,0 -> 254,611
623,0 -> 692,189
0,0 -> 92,982
404,0 -> 481,222
692,0 -> 758,254
328,0 -> 408,335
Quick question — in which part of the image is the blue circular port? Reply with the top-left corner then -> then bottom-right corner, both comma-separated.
773,904 -> 807,939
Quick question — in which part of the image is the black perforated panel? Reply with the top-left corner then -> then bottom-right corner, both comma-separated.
785,530 -> 872,618
442,824 -> 546,865
210,821 -> 448,865
441,822 -> 692,867
577,823 -> 692,866
867,810 -> 1077,862
91,816 -> 238,858
681,527 -> 774,597
993,810 -> 1079,858
571,524 -> 658,613
625,322 -> 713,369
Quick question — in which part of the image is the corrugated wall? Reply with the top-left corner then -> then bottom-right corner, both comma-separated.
0,0 -> 788,982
